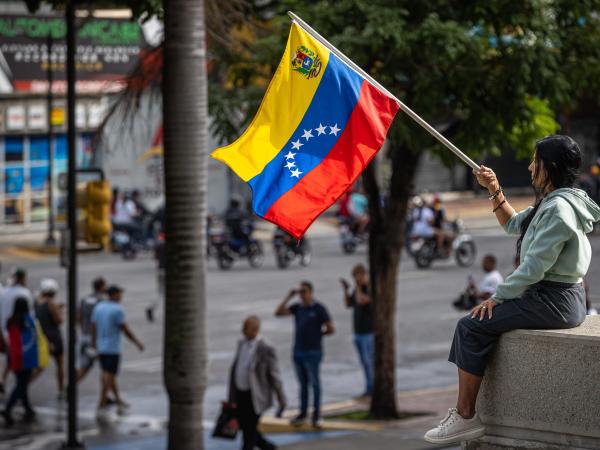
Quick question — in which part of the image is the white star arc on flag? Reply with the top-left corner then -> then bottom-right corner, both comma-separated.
283,122 -> 342,180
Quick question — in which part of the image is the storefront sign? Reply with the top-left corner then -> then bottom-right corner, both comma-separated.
28,103 -> 46,129
6,105 -> 25,130
0,15 -> 150,94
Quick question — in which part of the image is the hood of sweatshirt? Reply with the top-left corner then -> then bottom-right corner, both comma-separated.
546,188 -> 600,234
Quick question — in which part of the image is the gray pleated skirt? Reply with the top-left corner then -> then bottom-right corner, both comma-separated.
448,280 -> 586,376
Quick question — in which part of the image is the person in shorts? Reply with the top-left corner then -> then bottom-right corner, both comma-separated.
91,285 -> 144,416
77,277 -> 106,381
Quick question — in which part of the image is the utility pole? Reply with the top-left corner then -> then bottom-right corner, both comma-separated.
45,30 -> 56,246
64,1 -> 84,448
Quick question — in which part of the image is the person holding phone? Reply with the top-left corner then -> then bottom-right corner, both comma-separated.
275,281 -> 335,428
340,264 -> 374,398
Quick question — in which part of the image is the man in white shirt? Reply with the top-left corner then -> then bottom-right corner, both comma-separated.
111,193 -> 142,241
0,268 -> 33,335
228,316 -> 286,450
454,255 -> 504,310
411,201 -> 435,238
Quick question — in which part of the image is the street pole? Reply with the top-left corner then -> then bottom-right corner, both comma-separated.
46,31 -> 56,246
64,1 -> 84,449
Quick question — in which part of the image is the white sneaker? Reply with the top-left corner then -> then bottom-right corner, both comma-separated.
424,408 -> 485,444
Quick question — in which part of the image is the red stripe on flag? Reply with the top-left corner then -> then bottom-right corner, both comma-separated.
264,81 -> 399,238
8,324 -> 24,372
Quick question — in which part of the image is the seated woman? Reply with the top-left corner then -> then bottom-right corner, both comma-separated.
425,135 -> 600,444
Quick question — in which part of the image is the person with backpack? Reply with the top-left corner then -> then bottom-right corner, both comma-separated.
35,279 -> 64,399
77,277 -> 107,381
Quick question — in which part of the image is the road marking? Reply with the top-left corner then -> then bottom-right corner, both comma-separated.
1,247 -> 46,261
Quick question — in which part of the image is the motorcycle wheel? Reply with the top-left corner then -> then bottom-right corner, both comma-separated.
121,244 -> 137,260
248,242 -> 264,268
414,242 -> 434,269
276,251 -> 290,269
217,250 -> 234,270
300,247 -> 312,267
455,241 -> 477,267
342,241 -> 356,254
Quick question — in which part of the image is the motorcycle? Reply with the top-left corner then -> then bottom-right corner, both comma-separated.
212,220 -> 264,270
409,219 -> 476,269
273,228 -> 311,269
111,223 -> 154,260
339,217 -> 368,254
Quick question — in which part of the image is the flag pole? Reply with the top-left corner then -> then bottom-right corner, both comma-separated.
287,11 -> 480,171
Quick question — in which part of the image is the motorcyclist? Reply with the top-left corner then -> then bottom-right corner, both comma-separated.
348,190 -> 369,235
111,191 -> 143,242
410,196 -> 435,240
224,196 -> 251,250
431,195 -> 454,256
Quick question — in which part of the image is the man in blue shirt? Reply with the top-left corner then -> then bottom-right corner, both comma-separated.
275,281 -> 335,428
91,285 -> 144,416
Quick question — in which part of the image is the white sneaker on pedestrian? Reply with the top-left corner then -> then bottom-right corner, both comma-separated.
424,408 -> 485,444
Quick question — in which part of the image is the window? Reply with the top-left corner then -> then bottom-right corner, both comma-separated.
30,136 -> 49,161
5,136 -> 24,162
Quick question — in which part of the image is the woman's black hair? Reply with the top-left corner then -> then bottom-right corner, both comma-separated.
8,297 -> 30,329
516,135 -> 582,259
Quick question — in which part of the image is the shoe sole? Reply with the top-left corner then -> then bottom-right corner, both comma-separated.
424,426 -> 485,445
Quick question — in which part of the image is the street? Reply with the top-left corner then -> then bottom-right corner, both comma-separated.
1,218 -> 599,449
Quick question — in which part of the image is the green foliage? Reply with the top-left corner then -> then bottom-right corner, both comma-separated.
213,0 -> 600,167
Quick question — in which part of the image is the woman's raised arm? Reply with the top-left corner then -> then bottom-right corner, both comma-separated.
474,165 -> 515,226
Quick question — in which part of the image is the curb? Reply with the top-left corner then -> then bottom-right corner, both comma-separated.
258,417 -> 383,434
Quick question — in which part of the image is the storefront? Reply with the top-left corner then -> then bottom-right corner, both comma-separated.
0,10 -> 150,230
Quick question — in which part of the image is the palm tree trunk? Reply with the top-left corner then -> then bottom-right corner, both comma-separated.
162,0 -> 208,448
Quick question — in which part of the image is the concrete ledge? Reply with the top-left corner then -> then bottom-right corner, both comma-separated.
463,315 -> 600,450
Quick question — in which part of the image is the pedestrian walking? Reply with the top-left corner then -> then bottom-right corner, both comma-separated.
146,230 -> 165,323
2,298 -> 48,426
425,135 -> 600,444
274,281 -> 334,428
77,277 -> 107,381
340,264 -> 374,398
91,285 -> 144,417
227,316 -> 286,450
35,278 -> 64,398
0,268 -> 34,394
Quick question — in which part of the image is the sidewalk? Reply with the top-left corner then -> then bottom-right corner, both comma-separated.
0,386 -> 459,450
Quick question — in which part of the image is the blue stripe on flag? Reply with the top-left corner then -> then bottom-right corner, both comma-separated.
248,54 -> 364,217
22,317 -> 38,369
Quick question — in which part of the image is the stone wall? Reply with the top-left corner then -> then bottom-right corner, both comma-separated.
463,315 -> 600,450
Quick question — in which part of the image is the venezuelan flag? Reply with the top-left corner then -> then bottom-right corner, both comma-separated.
8,316 -> 49,372
212,23 -> 399,238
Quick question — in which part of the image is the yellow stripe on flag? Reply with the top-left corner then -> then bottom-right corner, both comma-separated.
35,320 -> 49,369
211,23 -> 330,182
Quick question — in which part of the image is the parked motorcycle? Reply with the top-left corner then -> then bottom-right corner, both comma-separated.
212,220 -> 264,270
339,217 -> 368,254
409,219 -> 476,269
273,228 -> 311,269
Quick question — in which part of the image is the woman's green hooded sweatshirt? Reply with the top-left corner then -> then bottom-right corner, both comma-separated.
492,188 -> 600,302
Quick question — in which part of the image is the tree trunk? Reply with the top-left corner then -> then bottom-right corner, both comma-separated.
162,1 -> 208,449
366,143 -> 421,419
